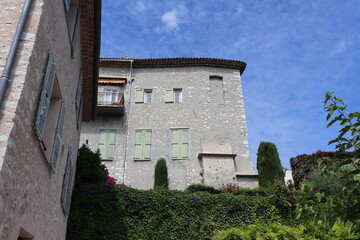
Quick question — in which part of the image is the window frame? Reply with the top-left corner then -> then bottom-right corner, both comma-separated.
143,89 -> 152,103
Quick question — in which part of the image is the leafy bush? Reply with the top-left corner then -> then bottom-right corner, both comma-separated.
220,183 -> 240,193
185,184 -> 222,194
233,187 -> 270,197
76,143 -> 109,184
213,222 -> 360,240
256,142 -> 284,188
67,183 -> 297,239
154,158 -> 169,189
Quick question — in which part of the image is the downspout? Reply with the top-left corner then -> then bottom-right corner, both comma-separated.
0,0 -> 33,107
122,59 -> 133,184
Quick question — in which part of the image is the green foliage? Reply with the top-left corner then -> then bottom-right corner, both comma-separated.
154,158 -> 169,189
66,183 -> 297,239
290,150 -> 353,189
213,222 -> 360,240
256,141 -> 284,188
76,143 -> 109,184
296,92 -> 360,233
185,184 -> 222,194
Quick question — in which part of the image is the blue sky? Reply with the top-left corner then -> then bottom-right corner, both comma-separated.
101,0 -> 360,169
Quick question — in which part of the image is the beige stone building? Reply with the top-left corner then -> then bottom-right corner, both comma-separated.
0,0 -> 101,239
80,58 -> 258,190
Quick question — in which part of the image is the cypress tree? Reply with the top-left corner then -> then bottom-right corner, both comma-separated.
256,141 -> 284,188
154,158 -> 169,189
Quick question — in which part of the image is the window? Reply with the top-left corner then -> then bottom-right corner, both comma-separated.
144,89 -> 152,103
17,228 -> 34,240
209,75 -> 224,103
99,130 -> 116,160
35,53 -> 65,173
134,130 -> 152,160
171,129 -> 188,159
104,90 -> 120,104
165,89 -> 182,103
64,0 -> 80,57
61,148 -> 74,214
135,89 -> 152,103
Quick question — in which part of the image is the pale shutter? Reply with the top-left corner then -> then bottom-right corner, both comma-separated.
179,130 -> 188,158
99,130 -> 107,159
76,71 -> 82,109
50,101 -> 65,172
172,130 -> 180,159
134,130 -> 142,160
63,0 -> 70,12
71,9 -> 80,57
143,130 -> 151,160
65,164 -> 74,214
35,53 -> 56,141
61,148 -> 71,211
165,89 -> 174,103
107,130 -> 116,160
135,89 -> 144,103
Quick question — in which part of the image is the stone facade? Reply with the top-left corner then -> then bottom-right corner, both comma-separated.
0,0 -> 100,239
80,58 -> 258,190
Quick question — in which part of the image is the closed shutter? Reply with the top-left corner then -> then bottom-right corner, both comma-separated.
76,71 -> 82,108
134,130 -> 151,160
61,148 -> 71,210
50,101 -> 65,172
165,89 -> 174,102
71,9 -> 80,57
63,0 -> 70,12
172,130 -> 180,159
179,130 -> 188,158
65,164 -> 74,214
135,89 -> 144,103
99,130 -> 116,160
35,53 -> 56,141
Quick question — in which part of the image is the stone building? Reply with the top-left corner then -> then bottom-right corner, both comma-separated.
80,57 -> 258,190
0,0 -> 101,239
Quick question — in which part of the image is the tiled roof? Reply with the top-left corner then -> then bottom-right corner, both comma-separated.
100,57 -> 247,75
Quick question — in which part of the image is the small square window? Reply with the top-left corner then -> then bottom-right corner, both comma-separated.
174,89 -> 182,102
144,90 -> 152,103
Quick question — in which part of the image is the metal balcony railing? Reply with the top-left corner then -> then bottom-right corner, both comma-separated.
97,92 -> 124,106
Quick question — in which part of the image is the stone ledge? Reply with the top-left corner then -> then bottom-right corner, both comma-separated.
198,153 -> 237,159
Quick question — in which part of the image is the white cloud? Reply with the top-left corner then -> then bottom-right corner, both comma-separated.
161,4 -> 188,31
236,4 -> 244,15
328,39 -> 348,57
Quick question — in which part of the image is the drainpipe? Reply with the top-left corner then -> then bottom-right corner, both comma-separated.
0,0 -> 33,107
121,59 -> 133,183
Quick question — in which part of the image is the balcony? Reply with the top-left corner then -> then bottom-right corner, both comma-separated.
97,91 -> 125,116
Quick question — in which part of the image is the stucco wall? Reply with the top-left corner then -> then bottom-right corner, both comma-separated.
82,65 -> 258,190
0,0 -> 83,239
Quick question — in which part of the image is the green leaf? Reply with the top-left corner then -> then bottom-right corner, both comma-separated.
354,174 -> 360,181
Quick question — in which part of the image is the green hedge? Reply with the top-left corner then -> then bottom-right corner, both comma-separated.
66,184 -> 296,239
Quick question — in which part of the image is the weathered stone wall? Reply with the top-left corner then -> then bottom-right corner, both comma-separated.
0,0 -> 83,238
82,65 -> 258,190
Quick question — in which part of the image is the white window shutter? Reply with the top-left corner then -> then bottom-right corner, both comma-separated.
50,101 -> 65,172
63,0 -> 70,12
165,89 -> 174,102
61,149 -> 71,208
71,9 -> 80,57
135,89 -> 144,103
35,53 -> 56,141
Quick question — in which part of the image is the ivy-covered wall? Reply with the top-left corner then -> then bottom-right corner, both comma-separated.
66,184 -> 296,240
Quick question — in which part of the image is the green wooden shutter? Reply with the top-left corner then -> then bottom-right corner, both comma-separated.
179,130 -> 188,158
99,130 -> 108,159
50,101 -> 65,172
172,130 -> 180,159
165,89 -> 174,102
71,9 -> 80,57
143,130 -> 151,160
134,130 -> 142,160
107,130 -> 116,160
135,89 -> 144,103
35,53 -> 55,141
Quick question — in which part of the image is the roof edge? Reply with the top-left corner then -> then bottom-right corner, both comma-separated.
100,57 -> 247,75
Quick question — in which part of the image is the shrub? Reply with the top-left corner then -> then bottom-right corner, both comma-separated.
185,184 -> 222,194
233,187 -> 269,197
221,183 -> 240,193
75,143 -> 109,184
154,158 -> 169,189
256,142 -> 284,188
